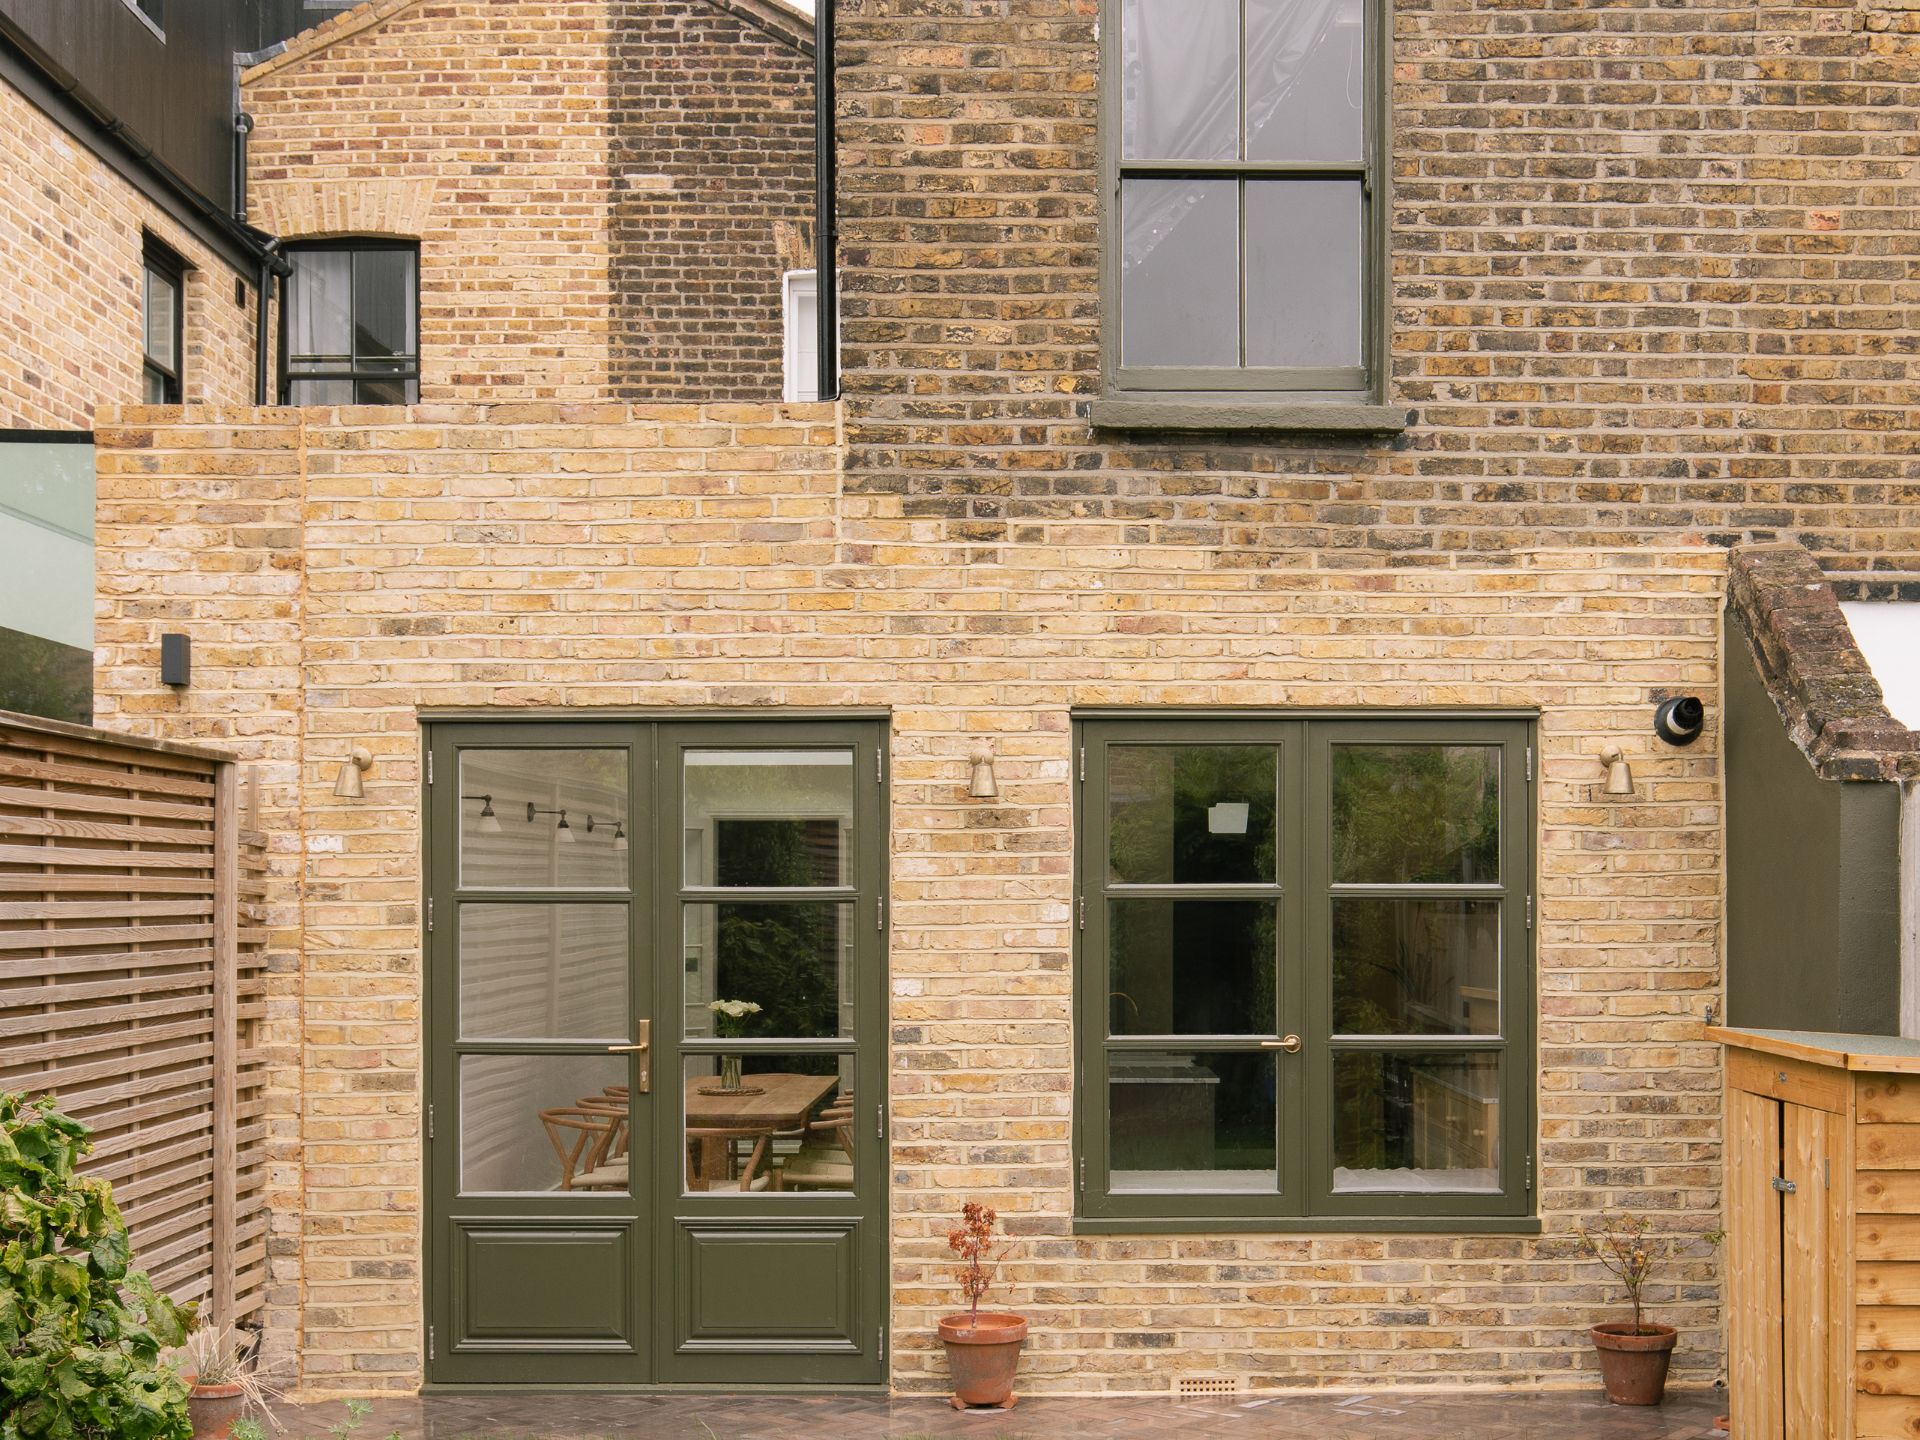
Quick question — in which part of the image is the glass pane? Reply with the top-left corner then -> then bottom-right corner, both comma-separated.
461,1054 -> 628,1194
1119,0 -> 1239,161
355,377 -> 413,405
683,748 -> 853,887
1110,1050 -> 1276,1192
1244,179 -> 1364,369
1330,744 -> 1501,884
143,267 -> 176,368
1332,1051 -> 1501,1193
1246,0 -> 1366,163
458,749 -> 630,890
682,1054 -> 852,1194
1109,899 -> 1277,1035
354,249 -> 417,359
287,378 -> 353,405
683,902 -> 851,1039
287,250 -> 352,358
142,368 -> 171,405
1332,899 -> 1501,1036
1120,179 -> 1238,368
1107,745 -> 1277,885
458,903 -> 627,1041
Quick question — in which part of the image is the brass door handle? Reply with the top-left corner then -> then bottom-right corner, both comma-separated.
1261,1035 -> 1303,1053
606,1044 -> 649,1053
608,1020 -> 651,1093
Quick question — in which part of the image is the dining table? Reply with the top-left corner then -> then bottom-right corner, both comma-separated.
683,1070 -> 839,1189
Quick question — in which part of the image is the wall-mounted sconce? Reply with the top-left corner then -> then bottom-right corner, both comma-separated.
1595,744 -> 1635,799
528,804 -> 575,842
585,814 -> 628,852
160,633 -> 190,688
967,751 -> 999,799
333,748 -> 373,799
463,793 -> 504,834
1654,696 -> 1705,747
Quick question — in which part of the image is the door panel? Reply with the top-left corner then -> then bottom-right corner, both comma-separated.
427,719 -> 886,1387
1783,1103 -> 1839,1440
1728,1088 -> 1784,1440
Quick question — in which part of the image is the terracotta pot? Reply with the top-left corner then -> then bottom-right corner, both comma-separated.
1590,1322 -> 1678,1406
937,1311 -> 1028,1409
186,1379 -> 247,1440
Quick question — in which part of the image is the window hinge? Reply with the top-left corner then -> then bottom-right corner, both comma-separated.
1078,895 -> 1085,930
426,750 -> 433,785
876,1100 -> 885,1142
877,748 -> 884,784
1524,1154 -> 1533,1192
1079,746 -> 1086,783
1524,746 -> 1532,783
427,896 -> 434,933
877,896 -> 884,932
1524,895 -> 1532,930
427,1325 -> 435,1362
427,1102 -> 435,1140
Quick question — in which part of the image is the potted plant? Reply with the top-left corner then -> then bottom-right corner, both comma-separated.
935,1200 -> 1026,1411
174,1319 -> 282,1439
1579,1213 -> 1714,1405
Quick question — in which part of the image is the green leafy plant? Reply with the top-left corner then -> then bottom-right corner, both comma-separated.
0,1091 -> 195,1438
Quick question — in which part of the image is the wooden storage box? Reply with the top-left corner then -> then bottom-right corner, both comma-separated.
1710,1026 -> 1920,1440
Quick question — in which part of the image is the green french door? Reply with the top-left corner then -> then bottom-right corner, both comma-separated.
424,717 -> 888,1386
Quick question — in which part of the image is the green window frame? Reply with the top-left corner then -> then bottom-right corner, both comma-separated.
1073,713 -> 1537,1233
1097,0 -> 1393,419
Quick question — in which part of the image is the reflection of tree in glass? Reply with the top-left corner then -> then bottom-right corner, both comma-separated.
1108,746 -> 1277,885
713,819 -> 838,1039
1331,746 -> 1498,885
1332,901 -> 1446,1036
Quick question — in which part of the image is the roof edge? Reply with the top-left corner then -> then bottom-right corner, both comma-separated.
241,0 -> 423,86
1728,540 -> 1920,783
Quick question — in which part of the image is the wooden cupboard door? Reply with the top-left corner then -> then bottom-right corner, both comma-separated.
1782,1103 -> 1837,1439
1730,1088 -> 1784,1440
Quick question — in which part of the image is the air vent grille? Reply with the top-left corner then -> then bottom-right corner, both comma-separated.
1175,1375 -> 1243,1398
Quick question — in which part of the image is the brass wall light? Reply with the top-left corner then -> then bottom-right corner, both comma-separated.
333,748 -> 373,799
967,750 -> 999,799
1595,744 -> 1635,798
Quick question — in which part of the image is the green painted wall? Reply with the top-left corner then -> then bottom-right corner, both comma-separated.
1725,612 -> 1902,1033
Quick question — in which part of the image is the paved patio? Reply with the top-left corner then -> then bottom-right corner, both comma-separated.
266,1389 -> 1728,1439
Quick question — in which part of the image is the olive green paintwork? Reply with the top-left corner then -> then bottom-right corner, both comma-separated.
423,716 -> 889,1387
1725,614 -> 1901,1035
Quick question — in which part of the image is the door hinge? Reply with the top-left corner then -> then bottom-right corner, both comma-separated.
1078,1156 -> 1086,1193
1524,1153 -> 1533,1192
878,1326 -> 886,1363
427,1102 -> 434,1141
877,896 -> 884,931
427,896 -> 434,932
877,748 -> 884,784
1079,746 -> 1086,783
1772,1175 -> 1797,1194
1825,1157 -> 1832,1190
427,1325 -> 435,1362
1524,895 -> 1532,930
1078,895 -> 1085,930
1524,746 -> 1532,783
426,750 -> 434,786
876,1100 -> 885,1142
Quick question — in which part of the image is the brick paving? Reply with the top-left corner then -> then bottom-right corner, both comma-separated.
266,1389 -> 1728,1439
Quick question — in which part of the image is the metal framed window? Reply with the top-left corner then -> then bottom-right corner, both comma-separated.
1073,713 -> 1536,1231
1100,0 -> 1389,405
280,241 -> 420,405
141,238 -> 184,405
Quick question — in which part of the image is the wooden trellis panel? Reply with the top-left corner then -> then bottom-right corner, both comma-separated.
0,710 -> 268,1322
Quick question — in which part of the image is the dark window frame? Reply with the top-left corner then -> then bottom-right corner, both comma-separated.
1096,0 -> 1393,417
278,239 -> 421,406
1072,711 -> 1537,1233
122,0 -> 165,38
141,236 -> 185,405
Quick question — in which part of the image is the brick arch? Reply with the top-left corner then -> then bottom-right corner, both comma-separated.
254,177 -> 438,243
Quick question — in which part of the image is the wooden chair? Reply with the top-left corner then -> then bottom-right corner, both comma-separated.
685,1124 -> 774,1192
576,1093 -> 630,1161
540,1107 -> 628,1192
778,1097 -> 854,1191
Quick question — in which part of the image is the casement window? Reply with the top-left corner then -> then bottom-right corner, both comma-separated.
123,0 -> 165,35
1074,715 -> 1535,1231
1097,0 -> 1396,428
281,241 -> 420,404
782,270 -> 820,403
141,239 -> 184,405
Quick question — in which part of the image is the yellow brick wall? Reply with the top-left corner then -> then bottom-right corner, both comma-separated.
0,84 -> 256,429
93,403 -> 1725,1396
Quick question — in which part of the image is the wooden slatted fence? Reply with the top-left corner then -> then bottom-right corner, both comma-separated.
0,709 -> 269,1322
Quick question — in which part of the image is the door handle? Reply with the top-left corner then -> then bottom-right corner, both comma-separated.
1261,1035 -> 1303,1053
608,1019 -> 651,1093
